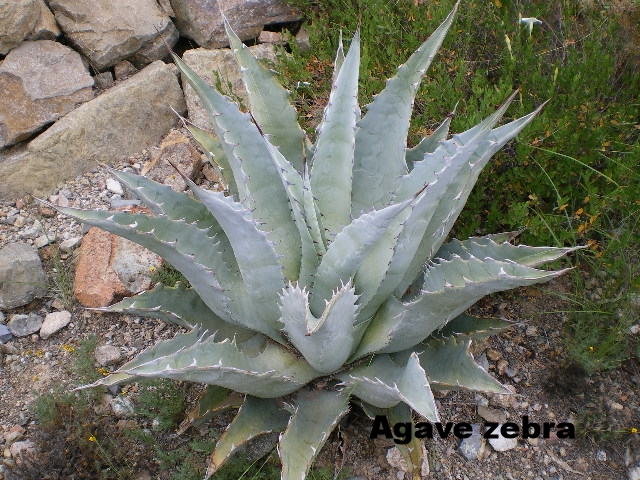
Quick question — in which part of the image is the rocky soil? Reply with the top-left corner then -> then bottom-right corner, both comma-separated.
0,147 -> 639,480
1,2 -> 639,477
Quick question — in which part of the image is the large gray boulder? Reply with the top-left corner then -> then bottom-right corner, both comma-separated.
0,242 -> 48,309
170,0 -> 300,48
0,61 -> 186,200
0,0 -> 40,55
0,40 -> 94,148
49,0 -> 179,70
28,0 -> 61,41
7,313 -> 44,337
181,44 -> 277,131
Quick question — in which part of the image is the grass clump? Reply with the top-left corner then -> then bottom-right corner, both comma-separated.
150,262 -> 191,288
566,309 -> 633,372
40,242 -> 76,310
25,337 -> 137,479
136,379 -> 187,431
30,387 -> 79,429
70,334 -> 101,384
154,442 -> 213,480
28,340 -> 278,479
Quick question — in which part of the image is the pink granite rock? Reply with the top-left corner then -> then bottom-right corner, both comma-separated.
73,207 -> 162,308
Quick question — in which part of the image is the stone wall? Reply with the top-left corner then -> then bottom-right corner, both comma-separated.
0,0 -> 302,200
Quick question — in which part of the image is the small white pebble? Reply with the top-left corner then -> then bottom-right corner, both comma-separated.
106,178 -> 124,195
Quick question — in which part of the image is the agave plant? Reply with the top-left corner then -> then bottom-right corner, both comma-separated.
53,3 -> 576,479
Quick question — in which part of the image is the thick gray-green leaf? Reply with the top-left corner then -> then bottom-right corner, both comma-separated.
310,30 -> 360,238
340,353 -> 438,422
351,213 -> 407,324
110,169 -> 205,221
310,195 -> 414,316
354,183 -> 443,323
279,282 -> 359,373
387,403 -> 426,480
173,52 -> 302,280
332,30 -> 345,85
394,103 -> 544,296
435,313 -> 511,340
87,329 -> 321,397
435,236 -> 579,267
351,2 -> 459,212
173,53 -> 250,200
78,328 -> 213,389
207,396 -> 290,477
302,161 -> 327,256
414,336 -> 509,393
186,124 -> 237,196
388,95 -> 519,297
98,282 -> 251,341
178,386 -> 244,434
410,106 -> 544,261
109,171 -> 236,273
394,91 -> 520,202
110,155 -> 245,285
279,389 -> 350,480
263,140 -> 319,287
405,109 -> 455,168
53,206 -> 236,323
356,255 -> 570,356
183,178 -> 284,330
226,21 -> 307,172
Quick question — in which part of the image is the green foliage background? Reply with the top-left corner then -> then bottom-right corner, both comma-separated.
282,0 -> 639,248
280,0 -> 639,369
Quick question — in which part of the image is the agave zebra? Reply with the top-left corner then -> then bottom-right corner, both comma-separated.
53,3 -> 576,479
